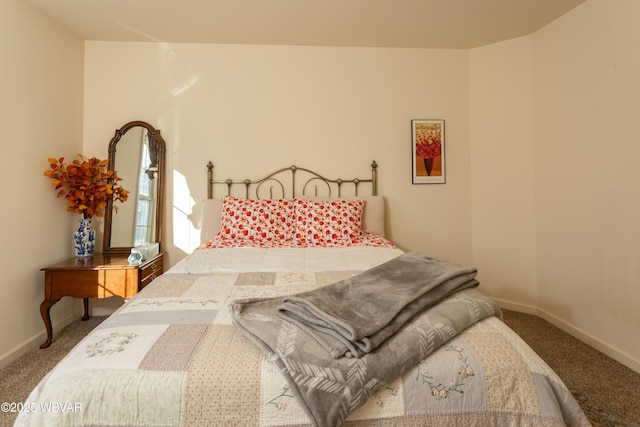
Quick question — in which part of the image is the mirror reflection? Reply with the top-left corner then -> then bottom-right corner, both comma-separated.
103,121 -> 165,254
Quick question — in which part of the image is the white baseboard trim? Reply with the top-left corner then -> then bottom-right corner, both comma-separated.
0,309 -> 83,370
493,297 -> 640,374
492,298 -> 538,315
536,307 -> 640,374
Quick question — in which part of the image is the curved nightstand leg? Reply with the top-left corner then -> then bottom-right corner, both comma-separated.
82,298 -> 90,321
39,299 -> 60,349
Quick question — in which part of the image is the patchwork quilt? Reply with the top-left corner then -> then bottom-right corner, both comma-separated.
16,260 -> 589,426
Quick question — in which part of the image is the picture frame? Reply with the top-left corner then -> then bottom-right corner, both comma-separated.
411,119 -> 445,184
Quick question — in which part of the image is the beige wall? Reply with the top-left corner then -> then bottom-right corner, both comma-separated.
469,36 -> 538,310
0,0 -> 84,366
470,0 -> 640,371
533,0 -> 640,369
83,43 -> 472,269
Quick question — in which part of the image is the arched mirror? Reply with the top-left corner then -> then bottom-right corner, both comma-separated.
103,121 -> 165,254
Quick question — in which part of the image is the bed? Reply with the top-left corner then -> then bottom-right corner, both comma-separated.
16,161 -> 589,427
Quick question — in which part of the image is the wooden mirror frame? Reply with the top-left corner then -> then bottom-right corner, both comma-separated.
103,120 -> 165,254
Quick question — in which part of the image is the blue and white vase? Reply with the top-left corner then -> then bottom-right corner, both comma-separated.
74,218 -> 96,257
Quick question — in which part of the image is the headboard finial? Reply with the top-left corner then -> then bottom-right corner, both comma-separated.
371,160 -> 378,196
207,161 -> 214,199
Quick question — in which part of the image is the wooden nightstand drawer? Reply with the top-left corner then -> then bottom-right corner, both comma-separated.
139,255 -> 164,290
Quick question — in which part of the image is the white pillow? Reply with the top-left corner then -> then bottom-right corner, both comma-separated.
295,195 -> 385,236
356,196 -> 385,236
200,198 -> 223,243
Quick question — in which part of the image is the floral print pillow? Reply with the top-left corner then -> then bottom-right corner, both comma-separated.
218,196 -> 295,241
294,198 -> 364,246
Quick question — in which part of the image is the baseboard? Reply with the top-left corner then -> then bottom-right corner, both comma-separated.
536,307 -> 640,374
491,297 -> 538,315
0,309 -> 83,370
493,297 -> 640,374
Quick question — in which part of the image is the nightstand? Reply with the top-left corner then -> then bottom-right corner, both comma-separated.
39,252 -> 164,348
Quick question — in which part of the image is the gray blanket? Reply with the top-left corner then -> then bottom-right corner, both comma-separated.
231,254 -> 500,427
278,252 -> 479,358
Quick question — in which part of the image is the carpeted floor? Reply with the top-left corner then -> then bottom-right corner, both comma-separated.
501,309 -> 640,427
1,311 -> 639,426
0,317 -> 107,427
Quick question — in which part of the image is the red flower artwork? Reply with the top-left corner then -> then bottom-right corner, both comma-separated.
415,124 -> 442,159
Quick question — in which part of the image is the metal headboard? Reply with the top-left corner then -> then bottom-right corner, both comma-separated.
207,161 -> 378,199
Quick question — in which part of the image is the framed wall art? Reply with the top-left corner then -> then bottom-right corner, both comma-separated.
411,119 -> 445,184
